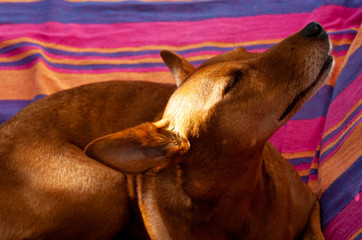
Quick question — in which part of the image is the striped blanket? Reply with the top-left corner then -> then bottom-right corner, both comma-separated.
0,1 -> 361,239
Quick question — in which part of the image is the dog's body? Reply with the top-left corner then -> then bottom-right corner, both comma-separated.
0,81 -> 175,239
0,22 -> 332,239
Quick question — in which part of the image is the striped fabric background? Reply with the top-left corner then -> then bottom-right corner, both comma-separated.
0,0 -> 361,239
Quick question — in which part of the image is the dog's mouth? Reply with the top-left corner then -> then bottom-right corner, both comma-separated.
278,55 -> 333,121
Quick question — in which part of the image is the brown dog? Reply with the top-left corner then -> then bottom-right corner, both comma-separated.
0,22 -> 332,239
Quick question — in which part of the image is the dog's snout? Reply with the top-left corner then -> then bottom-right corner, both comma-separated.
302,22 -> 326,38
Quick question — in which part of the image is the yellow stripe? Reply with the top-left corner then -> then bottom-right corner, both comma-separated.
330,38 -> 354,46
1,37 -> 284,53
326,27 -> 359,34
348,227 -> 362,240
297,162 -> 319,177
0,62 -> 175,100
323,99 -> 362,137
318,125 -> 361,193
311,162 -> 319,169
321,113 -> 362,155
281,150 -> 315,159
298,169 -> 311,177
1,35 -> 353,55
327,55 -> 348,87
307,180 -> 318,194
0,48 -> 216,65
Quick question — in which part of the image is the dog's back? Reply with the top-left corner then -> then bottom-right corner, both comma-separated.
0,80 -> 175,239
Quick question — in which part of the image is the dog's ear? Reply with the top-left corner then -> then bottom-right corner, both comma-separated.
85,122 -> 190,175
160,50 -> 195,87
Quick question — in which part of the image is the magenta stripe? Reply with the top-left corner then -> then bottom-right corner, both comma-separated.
0,18 -> 303,48
0,6 -> 359,49
313,5 -> 362,30
332,50 -> 348,57
308,174 -> 318,181
294,163 -> 312,171
323,75 -> 362,131
279,117 -> 325,153
323,193 -> 362,240
270,125 -> 287,152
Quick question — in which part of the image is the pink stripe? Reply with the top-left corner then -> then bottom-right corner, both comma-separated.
324,193 -> 362,240
323,74 -> 362,131
322,108 -> 360,148
308,174 -> 318,181
0,6 -> 359,49
310,5 -> 362,30
294,163 -> 312,171
332,50 -> 348,57
278,117 -> 325,153
270,125 -> 287,152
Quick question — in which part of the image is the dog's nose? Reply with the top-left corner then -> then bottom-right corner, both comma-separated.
302,22 -> 326,38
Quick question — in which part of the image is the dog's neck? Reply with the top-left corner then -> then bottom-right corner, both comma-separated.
137,141 -> 272,239
178,136 -> 266,200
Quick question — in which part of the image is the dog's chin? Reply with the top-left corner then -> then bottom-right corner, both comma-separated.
278,54 -> 334,121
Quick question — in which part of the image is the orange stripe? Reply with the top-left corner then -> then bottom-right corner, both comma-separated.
281,150 -> 315,159
330,38 -> 355,46
341,24 -> 362,69
318,125 -> 361,194
298,169 -> 311,177
0,48 -> 216,65
327,55 -> 349,87
348,227 -> 362,240
0,37 -> 280,53
0,62 -> 175,100
308,180 -> 319,194
323,99 -> 362,137
297,162 -> 319,178
2,36 -> 352,54
321,114 -> 362,155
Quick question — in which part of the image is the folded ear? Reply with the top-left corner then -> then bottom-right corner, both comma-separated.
84,122 -> 189,175
160,50 -> 195,87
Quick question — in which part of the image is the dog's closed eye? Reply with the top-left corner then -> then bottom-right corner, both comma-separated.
223,70 -> 243,95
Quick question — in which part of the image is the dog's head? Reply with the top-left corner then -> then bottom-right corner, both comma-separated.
85,22 -> 333,175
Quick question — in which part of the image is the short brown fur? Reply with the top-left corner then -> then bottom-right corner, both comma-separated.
0,22 -> 332,239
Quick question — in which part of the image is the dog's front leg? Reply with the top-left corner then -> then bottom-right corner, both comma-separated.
301,201 -> 325,240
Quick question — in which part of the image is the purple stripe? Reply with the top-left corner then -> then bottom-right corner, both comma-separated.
323,192 -> 362,240
320,118 -> 361,163
291,85 -> 333,120
320,157 -> 362,229
288,156 -> 314,166
0,95 -> 46,124
328,29 -> 359,35
0,1 -> 360,24
331,48 -> 362,101
322,105 -> 361,147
